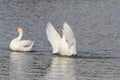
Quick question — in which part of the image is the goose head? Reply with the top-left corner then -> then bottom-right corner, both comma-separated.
16,27 -> 22,32
59,29 -> 66,39
59,29 -> 64,33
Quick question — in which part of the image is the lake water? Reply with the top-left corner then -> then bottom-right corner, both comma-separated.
0,0 -> 120,80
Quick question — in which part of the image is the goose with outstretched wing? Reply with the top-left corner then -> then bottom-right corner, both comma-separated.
46,22 -> 77,56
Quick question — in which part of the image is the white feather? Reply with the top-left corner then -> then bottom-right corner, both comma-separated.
46,22 -> 77,56
63,22 -> 77,55
46,22 -> 61,53
20,40 -> 33,47
10,27 -> 34,51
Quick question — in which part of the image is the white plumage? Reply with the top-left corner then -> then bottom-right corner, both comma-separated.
46,22 -> 61,54
10,27 -> 34,51
46,22 -> 77,56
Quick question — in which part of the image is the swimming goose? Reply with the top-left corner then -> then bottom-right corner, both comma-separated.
10,27 -> 34,51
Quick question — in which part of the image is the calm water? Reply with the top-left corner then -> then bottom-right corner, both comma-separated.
0,0 -> 120,80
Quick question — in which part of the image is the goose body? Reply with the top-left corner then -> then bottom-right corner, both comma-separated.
46,22 -> 77,56
10,27 -> 34,51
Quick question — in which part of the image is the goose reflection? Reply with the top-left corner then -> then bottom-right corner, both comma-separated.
10,52 -> 27,80
10,52 -> 52,80
44,56 -> 76,80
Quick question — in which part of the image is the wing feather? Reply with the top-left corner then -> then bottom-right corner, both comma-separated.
20,40 -> 33,47
63,22 -> 77,55
46,22 -> 61,53
63,22 -> 76,46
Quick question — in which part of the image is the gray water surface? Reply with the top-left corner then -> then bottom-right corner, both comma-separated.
0,0 -> 120,80
1,51 -> 120,80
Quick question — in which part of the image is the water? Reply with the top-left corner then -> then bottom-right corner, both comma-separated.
0,0 -> 120,80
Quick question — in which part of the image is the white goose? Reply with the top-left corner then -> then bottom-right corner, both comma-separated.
46,22 -> 77,56
10,27 -> 34,51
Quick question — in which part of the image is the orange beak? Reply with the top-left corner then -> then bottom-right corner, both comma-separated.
59,29 -> 64,33
16,27 -> 20,31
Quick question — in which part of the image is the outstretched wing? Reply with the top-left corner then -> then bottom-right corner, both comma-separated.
63,22 -> 76,46
46,22 -> 61,53
63,22 -> 77,55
